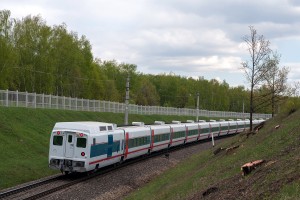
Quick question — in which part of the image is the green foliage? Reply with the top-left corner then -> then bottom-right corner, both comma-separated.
280,97 -> 300,115
1,10 -> 273,114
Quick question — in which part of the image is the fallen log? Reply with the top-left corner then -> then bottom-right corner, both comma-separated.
241,159 -> 265,176
226,145 -> 239,153
254,122 -> 265,133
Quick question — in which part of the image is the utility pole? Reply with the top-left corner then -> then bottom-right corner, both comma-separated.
196,92 -> 199,122
124,75 -> 130,125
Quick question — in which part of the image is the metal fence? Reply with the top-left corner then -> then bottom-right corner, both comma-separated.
0,89 -> 272,119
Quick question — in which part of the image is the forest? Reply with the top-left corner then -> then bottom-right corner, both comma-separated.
1,10 -> 274,113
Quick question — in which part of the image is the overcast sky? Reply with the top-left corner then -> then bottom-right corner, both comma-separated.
2,0 -> 300,87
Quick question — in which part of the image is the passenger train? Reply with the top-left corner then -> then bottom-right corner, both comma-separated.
48,119 -> 264,174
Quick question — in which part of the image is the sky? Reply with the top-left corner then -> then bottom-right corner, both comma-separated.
2,0 -> 300,87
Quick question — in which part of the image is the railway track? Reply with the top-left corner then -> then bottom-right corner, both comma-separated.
0,174 -> 64,199
0,134 -> 233,200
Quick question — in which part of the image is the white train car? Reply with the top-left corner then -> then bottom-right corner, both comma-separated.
245,119 -> 250,130
236,119 -> 246,133
49,122 -> 124,173
228,120 -> 238,134
209,120 -> 220,138
198,121 -> 210,140
119,125 -> 151,160
219,120 -> 229,136
169,121 -> 186,147
148,123 -> 171,152
184,121 -> 200,143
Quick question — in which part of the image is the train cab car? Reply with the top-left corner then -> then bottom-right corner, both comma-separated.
49,122 -> 124,173
228,119 -> 238,134
219,120 -> 229,136
209,120 -> 220,137
118,125 -> 151,160
184,121 -> 200,143
169,121 -> 186,147
148,123 -> 171,152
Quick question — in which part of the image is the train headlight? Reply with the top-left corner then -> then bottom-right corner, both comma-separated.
74,161 -> 85,167
81,152 -> 85,156
50,159 -> 60,166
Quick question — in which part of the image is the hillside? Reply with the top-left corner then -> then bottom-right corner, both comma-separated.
0,106 -> 198,190
126,109 -> 300,199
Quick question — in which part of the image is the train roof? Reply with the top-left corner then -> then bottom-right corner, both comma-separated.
53,121 -> 115,134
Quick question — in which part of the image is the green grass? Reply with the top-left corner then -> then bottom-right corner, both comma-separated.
2,106 -> 299,199
276,181 -> 300,200
126,110 -> 300,199
0,106 -> 202,190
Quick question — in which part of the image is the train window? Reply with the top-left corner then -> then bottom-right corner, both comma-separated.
68,135 -> 72,143
107,126 -> 112,131
77,138 -> 87,148
53,136 -> 63,146
99,126 -> 106,131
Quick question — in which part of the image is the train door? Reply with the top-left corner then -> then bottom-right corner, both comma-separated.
65,132 -> 75,158
107,135 -> 113,158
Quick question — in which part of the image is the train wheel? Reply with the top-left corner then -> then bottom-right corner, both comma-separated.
119,156 -> 124,164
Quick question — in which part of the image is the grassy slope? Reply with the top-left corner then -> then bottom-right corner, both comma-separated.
0,106 -> 201,190
126,110 -> 300,199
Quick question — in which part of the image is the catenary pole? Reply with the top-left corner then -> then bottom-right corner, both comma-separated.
124,75 -> 130,125
196,92 -> 199,122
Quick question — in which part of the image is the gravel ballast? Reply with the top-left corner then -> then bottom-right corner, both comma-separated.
42,138 -> 230,200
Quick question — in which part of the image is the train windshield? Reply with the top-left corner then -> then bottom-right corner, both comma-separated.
77,138 -> 87,148
53,135 -> 63,146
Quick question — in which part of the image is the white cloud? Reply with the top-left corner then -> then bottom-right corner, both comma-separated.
1,0 -> 300,86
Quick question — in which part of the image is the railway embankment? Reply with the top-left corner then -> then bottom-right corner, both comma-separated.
126,109 -> 300,199
0,106 -> 200,190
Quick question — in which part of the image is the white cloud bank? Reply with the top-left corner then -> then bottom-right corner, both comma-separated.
2,0 -> 300,86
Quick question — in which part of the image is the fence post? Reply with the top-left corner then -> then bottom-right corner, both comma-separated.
49,94 -> 51,109
16,90 -> 19,107
25,91 -> 28,107
42,93 -> 44,108
93,100 -> 95,112
75,97 -> 77,111
6,89 -> 9,107
63,96 -> 65,110
34,93 -> 37,108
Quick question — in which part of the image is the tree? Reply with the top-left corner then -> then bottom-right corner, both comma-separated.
0,10 -> 17,90
261,53 -> 289,117
242,26 -> 272,131
135,78 -> 160,106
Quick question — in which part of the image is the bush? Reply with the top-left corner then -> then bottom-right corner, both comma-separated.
281,97 -> 300,115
